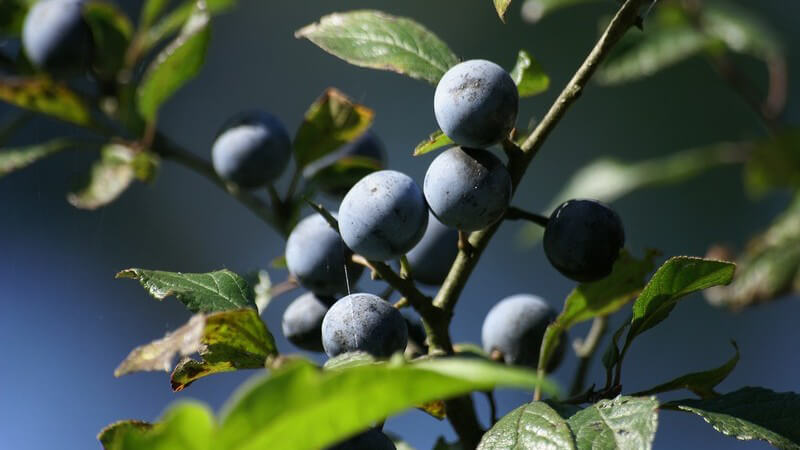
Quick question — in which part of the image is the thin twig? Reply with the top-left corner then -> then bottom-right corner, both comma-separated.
569,316 -> 609,397
504,207 -> 549,228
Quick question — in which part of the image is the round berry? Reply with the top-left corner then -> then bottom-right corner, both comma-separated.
211,110 -> 291,188
321,293 -> 408,358
22,0 -> 92,74
339,170 -> 428,262
281,292 -> 335,352
543,199 -> 625,282
481,294 -> 565,371
434,59 -> 519,148
424,147 -> 512,231
406,212 -> 458,285
285,213 -> 362,297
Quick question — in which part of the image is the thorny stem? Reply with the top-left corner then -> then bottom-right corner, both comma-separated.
425,1 -> 650,444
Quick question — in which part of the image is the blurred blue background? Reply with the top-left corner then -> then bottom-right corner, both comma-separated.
1,1 -> 799,449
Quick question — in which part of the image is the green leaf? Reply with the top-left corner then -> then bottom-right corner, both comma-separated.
67,144 -> 142,210
494,0 -> 513,23
597,8 -> 708,85
632,342 -> 739,399
520,143 -> 746,245
84,1 -> 134,80
295,10 -> 460,85
624,257 -> 735,349
567,396 -> 659,450
98,420 -> 153,450
665,387 -> 800,449
413,130 -> 454,156
0,77 -> 93,126
703,1 -> 784,61
142,0 -> 235,51
538,250 -> 657,372
306,155 -> 383,195
140,0 -> 172,30
520,0 -> 601,23
108,402 -> 215,450
137,4 -> 210,121
0,0 -> 29,36
705,196 -> 800,310
0,139 -> 78,177
170,309 -> 277,391
478,401 -> 575,449
216,357 -> 558,450
745,131 -> 800,196
116,268 -> 257,313
293,88 -> 374,169
115,309 -> 276,383
323,351 -> 376,371
510,50 -> 550,97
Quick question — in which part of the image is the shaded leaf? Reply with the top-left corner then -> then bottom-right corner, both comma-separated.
0,139 -> 78,177
0,77 -> 92,126
433,437 -> 463,450
521,0 -> 600,23
116,268 -> 257,313
745,131 -> 800,197
632,341 -> 739,399
705,196 -> 800,310
520,143 -> 748,245
114,314 -> 206,376
142,0 -> 235,51
98,420 -> 153,450
478,401 -> 575,449
665,387 -> 800,449
270,255 -> 287,269
624,257 -> 735,349
306,155 -> 382,195
703,2 -> 784,61
67,143 -> 141,210
170,309 -> 277,391
0,0 -> 29,36
510,50 -> 550,97
296,10 -> 459,85
140,0 -> 172,30
85,1 -> 134,80
567,396 -> 659,450
216,357 -> 558,450
538,250 -> 657,372
414,129 -> 454,156
137,4 -> 210,121
494,0 -> 513,23
105,402 -> 215,450
293,88 -> 373,169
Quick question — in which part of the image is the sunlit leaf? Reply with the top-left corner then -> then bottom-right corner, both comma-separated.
137,4 -> 210,121
67,143 -> 141,210
142,0 -> 236,51
0,139 -> 79,178
521,0 -> 600,23
116,268 -> 257,313
414,130 -> 454,156
296,10 -> 459,84
293,88 -> 373,169
478,401 -> 574,449
494,0 -> 513,23
0,77 -> 92,126
510,50 -> 549,97
115,314 -> 206,376
98,420 -> 153,450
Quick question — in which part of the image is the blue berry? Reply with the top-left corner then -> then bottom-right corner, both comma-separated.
281,292 -> 335,352
339,170 -> 428,261
543,199 -> 625,282
211,110 -> 291,188
434,59 -> 518,148
481,294 -> 565,370
286,213 -> 362,297
424,147 -> 511,231
406,212 -> 458,285
321,293 -> 408,358
22,0 -> 92,74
